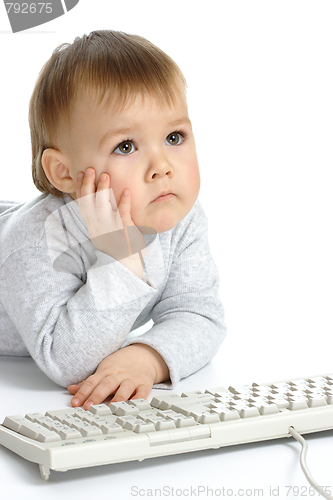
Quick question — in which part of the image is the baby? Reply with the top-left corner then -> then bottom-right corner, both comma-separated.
0,30 -> 226,410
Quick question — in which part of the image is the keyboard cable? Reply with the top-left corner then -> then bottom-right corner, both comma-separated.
289,426 -> 333,500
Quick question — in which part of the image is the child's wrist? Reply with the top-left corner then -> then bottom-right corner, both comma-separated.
127,344 -> 169,384
120,250 -> 145,280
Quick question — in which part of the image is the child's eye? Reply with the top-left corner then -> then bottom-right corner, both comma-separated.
165,132 -> 184,146
114,140 -> 136,155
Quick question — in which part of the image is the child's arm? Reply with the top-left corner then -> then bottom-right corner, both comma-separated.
0,172 -> 160,388
67,344 -> 169,409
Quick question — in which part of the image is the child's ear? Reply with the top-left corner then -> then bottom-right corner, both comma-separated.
42,148 -> 76,194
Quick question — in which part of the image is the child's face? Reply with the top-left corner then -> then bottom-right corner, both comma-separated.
64,92 -> 200,233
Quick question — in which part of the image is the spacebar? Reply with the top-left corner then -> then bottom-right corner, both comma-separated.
148,425 -> 211,445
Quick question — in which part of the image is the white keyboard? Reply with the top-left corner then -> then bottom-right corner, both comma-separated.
0,374 -> 332,481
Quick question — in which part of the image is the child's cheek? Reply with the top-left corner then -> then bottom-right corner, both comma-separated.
186,160 -> 201,197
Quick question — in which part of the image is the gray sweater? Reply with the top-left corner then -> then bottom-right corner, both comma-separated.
0,194 -> 226,389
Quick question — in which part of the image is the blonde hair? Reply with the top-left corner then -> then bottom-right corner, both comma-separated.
29,30 -> 187,197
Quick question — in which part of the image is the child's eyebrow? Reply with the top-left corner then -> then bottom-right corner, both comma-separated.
98,117 -> 191,150
98,127 -> 138,150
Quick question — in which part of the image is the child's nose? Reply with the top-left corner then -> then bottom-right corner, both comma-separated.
146,152 -> 174,180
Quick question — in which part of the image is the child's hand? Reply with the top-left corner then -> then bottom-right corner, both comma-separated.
67,344 -> 170,410
76,168 -> 145,260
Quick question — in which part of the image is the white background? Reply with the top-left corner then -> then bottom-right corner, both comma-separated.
0,1 -> 332,499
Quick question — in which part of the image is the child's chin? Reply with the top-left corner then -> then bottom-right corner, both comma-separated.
150,214 -> 182,234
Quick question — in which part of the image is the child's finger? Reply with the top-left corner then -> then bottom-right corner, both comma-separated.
117,189 -> 132,227
108,185 -> 118,212
67,382 -> 82,395
110,379 -> 137,403
70,373 -> 102,407
80,168 -> 96,196
79,168 -> 96,200
95,173 -> 111,217
75,172 -> 84,199
131,384 -> 151,401
97,172 -> 110,191
77,168 -> 97,217
83,375 -> 119,410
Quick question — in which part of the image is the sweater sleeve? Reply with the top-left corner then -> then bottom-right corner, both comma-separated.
0,240 -> 159,388
122,202 -> 227,389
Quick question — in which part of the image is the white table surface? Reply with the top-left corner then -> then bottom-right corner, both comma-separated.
1,339 -> 332,500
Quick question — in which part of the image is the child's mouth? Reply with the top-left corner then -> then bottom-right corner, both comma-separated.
151,193 -> 175,203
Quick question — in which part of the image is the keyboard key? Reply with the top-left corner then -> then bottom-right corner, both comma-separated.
66,417 -> 103,437
55,425 -> 82,440
19,420 -> 61,442
326,391 -> 333,405
154,420 -> 176,431
73,407 -> 86,416
252,383 -> 272,391
88,404 -> 112,416
271,382 -> 290,391
229,402 -> 249,411
170,402 -> 211,416
162,394 -> 213,410
308,377 -> 328,385
109,402 -> 139,416
214,394 -> 233,404
209,403 -> 230,414
267,397 -> 289,409
61,416 -> 80,426
128,399 -> 151,411
216,409 -> 240,421
157,411 -> 196,427
115,415 -> 137,426
141,415 -> 176,430
35,416 -> 56,429
174,416 -> 196,428
247,396 -> 270,404
46,408 -> 77,419
150,393 -> 183,409
195,412 -> 221,424
289,379 -> 309,388
46,420 -> 63,431
143,415 -> 163,423
306,386 -> 327,395
205,387 -> 228,396
307,395 -> 327,408
156,409 -> 181,418
122,419 -> 155,433
238,407 -> 260,418
257,403 -> 279,415
181,390 -> 204,397
288,399 -> 308,411
228,385 -> 253,396
53,413 -> 80,424
25,413 -> 45,422
78,413 -> 98,424
3,415 -> 26,433
99,423 -> 123,434
184,404 -> 221,422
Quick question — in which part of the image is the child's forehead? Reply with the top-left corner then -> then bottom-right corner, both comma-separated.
76,84 -> 186,111
72,88 -> 188,123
